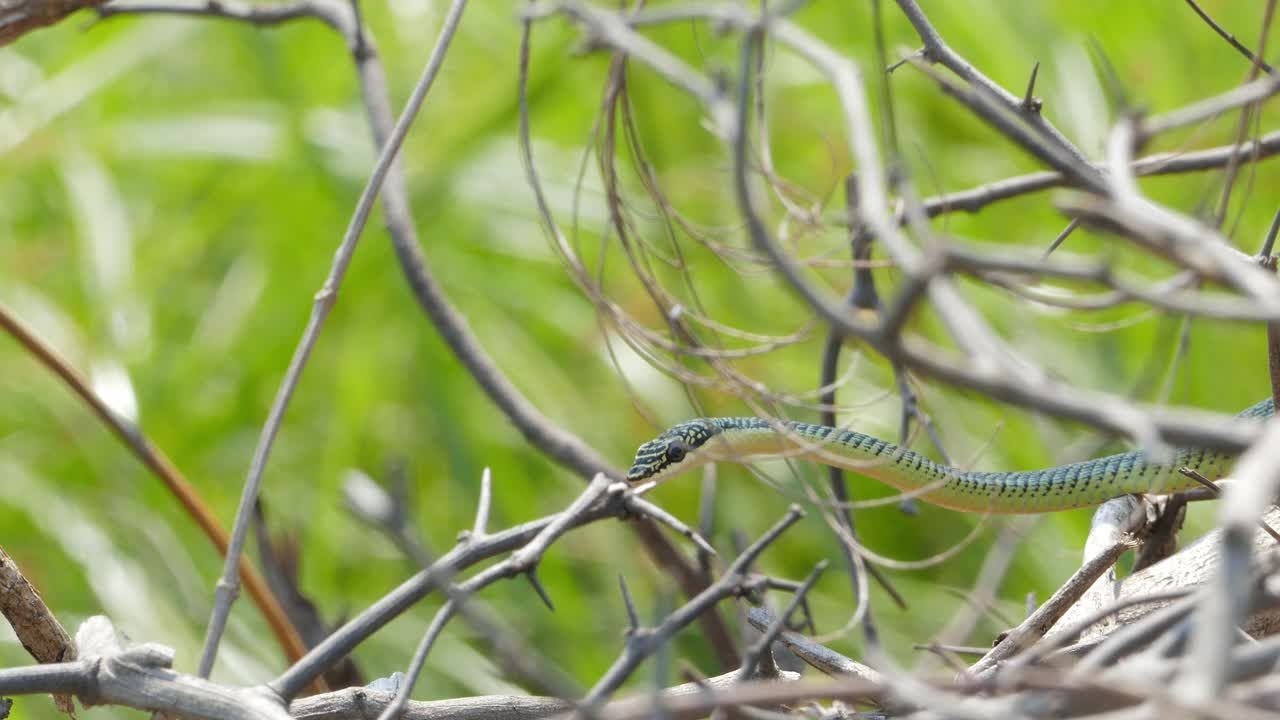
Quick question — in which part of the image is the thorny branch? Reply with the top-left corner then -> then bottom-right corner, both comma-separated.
582,505 -> 804,708
531,0 -> 1278,462
267,474 -> 717,703
519,1 -> 1280,718
1185,0 -> 1276,75
102,0 -> 735,688
183,0 -> 471,680
0,476 -> 720,712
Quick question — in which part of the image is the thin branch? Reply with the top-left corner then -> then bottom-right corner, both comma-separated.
1140,71 -> 1280,139
622,495 -> 717,558
99,0 -> 320,23
193,0 -> 470,678
738,561 -> 827,679
0,619 -> 291,720
893,0 -> 1093,167
101,0 -> 732,695
510,474 -> 614,577
269,480 -> 707,701
968,530 -> 1139,675
1083,116 -> 1280,310
1184,0 -> 1275,75
916,129 -> 1280,222
743,606 -> 881,681
1042,218 -> 1081,257
1182,415 -> 1280,700
903,53 -> 1107,194
1008,589 -> 1191,669
374,599 -> 459,720
1211,0 -> 1277,228
515,12 -> 738,663
582,506 -> 805,708
370,477 -> 613,720
1179,468 -> 1280,544
537,0 -> 1275,456
1074,589 -> 1200,672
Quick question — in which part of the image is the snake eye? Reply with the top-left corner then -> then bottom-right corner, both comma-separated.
666,444 -> 686,463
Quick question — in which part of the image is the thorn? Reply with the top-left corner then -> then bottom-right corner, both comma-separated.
1259,207 -> 1280,260
688,531 -> 718,558
756,642 -> 781,678
1021,61 -> 1042,114
800,596 -> 817,635
1182,468 -> 1280,545
1179,466 -> 1219,493
887,47 -> 924,74
1043,218 -> 1082,259
473,467 -> 492,537
618,575 -> 640,632
526,568 -> 555,612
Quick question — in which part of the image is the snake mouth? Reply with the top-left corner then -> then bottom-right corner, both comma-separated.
625,464 -> 653,482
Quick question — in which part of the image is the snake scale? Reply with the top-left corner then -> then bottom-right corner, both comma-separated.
626,398 -> 1273,513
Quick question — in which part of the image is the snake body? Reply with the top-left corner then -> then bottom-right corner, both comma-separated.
626,398 -> 1274,513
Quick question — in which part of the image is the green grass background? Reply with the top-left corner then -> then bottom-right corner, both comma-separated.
2,1 -> 1278,716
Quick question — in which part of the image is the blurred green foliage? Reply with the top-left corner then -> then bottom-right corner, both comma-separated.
1,1 -> 1279,717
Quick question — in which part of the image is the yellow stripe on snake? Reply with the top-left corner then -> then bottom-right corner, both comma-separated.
626,398 -> 1273,513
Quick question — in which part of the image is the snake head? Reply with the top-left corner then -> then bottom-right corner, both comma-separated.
627,420 -> 721,485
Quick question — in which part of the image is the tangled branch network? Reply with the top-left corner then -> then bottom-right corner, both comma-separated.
8,1 -> 1280,720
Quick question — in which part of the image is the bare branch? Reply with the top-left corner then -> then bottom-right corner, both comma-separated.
0,547 -> 74,714
743,606 -> 881,681
1184,418 -> 1280,700
969,513 -> 1144,676
582,506 -> 805,707
1185,0 -> 1276,74
893,0 -> 1093,167
98,0 -> 333,26
192,0 -> 470,678
738,560 -> 827,679
916,129 -> 1280,222
1141,72 -> 1280,139
0,0 -> 107,46
0,618 -> 290,719
537,0 -> 1275,456
903,54 -> 1107,194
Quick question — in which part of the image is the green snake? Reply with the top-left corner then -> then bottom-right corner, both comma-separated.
626,398 -> 1274,513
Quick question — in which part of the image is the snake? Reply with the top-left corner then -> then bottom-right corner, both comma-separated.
626,398 -> 1274,513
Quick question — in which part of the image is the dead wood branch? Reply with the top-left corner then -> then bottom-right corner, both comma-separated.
0,0 -> 107,47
